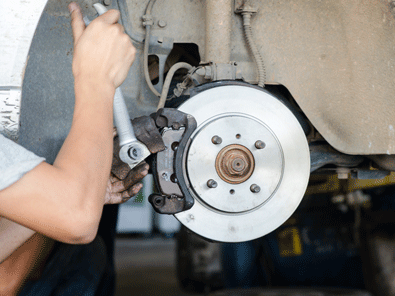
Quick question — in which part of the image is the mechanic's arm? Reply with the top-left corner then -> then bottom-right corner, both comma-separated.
0,3 -> 135,245
0,162 -> 147,264
0,217 -> 35,264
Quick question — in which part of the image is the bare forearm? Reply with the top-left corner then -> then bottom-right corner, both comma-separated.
54,81 -> 115,215
0,218 -> 35,263
0,84 -> 115,243
0,232 -> 54,295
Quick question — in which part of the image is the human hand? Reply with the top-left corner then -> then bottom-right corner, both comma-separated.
104,162 -> 149,204
69,2 -> 136,90
105,129 -> 149,204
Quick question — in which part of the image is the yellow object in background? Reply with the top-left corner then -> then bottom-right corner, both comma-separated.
278,227 -> 303,257
306,172 -> 395,196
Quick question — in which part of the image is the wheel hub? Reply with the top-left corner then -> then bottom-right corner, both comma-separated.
215,144 -> 255,184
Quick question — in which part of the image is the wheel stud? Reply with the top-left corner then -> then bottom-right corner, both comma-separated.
212,136 -> 222,145
207,179 -> 218,188
255,140 -> 265,149
250,184 -> 260,193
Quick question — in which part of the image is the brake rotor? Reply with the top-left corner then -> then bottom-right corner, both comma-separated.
175,84 -> 310,242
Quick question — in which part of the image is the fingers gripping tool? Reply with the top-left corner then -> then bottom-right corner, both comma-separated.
84,3 -> 150,170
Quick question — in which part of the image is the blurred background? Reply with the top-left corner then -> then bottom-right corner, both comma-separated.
113,174 -> 395,296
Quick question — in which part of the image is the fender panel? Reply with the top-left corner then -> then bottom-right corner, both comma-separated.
18,0 -> 395,158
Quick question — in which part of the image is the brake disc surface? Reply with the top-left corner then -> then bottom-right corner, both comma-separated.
175,85 -> 310,242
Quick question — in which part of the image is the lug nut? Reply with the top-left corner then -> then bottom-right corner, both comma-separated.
207,179 -> 218,188
212,136 -> 222,145
250,184 -> 260,193
255,140 -> 266,149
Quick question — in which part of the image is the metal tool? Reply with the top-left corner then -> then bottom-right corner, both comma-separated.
85,3 -> 150,169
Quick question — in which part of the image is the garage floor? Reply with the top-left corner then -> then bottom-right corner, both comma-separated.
114,237 -> 374,296
115,237 -> 198,296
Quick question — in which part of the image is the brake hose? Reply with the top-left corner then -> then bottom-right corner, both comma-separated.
242,12 -> 266,88
157,62 -> 193,110
143,0 -> 161,97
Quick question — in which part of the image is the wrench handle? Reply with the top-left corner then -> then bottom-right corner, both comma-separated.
88,3 -> 143,154
113,88 -> 138,147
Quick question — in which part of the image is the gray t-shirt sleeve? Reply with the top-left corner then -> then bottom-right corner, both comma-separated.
0,134 -> 45,191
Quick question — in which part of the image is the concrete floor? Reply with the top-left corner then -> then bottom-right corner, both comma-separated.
114,237 -> 372,296
114,237 -> 198,296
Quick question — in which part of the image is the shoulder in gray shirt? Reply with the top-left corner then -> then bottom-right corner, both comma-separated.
0,134 -> 45,191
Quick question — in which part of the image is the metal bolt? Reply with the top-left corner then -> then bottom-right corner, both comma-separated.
128,147 -> 141,159
102,0 -> 112,6
250,184 -> 261,193
212,136 -> 222,145
162,172 -> 170,181
255,140 -> 266,149
207,179 -> 218,188
158,20 -> 167,28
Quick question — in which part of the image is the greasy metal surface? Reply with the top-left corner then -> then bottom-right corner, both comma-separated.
155,128 -> 184,197
150,108 -> 198,214
148,193 -> 186,214
123,0 -> 395,155
131,115 -> 165,154
310,142 -> 364,172
152,109 -> 198,212
215,144 -> 255,184
204,0 -> 232,63
176,85 -> 310,242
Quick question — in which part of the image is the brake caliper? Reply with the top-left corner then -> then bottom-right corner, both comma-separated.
141,108 -> 197,214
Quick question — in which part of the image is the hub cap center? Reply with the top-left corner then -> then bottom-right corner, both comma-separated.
216,144 -> 254,184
